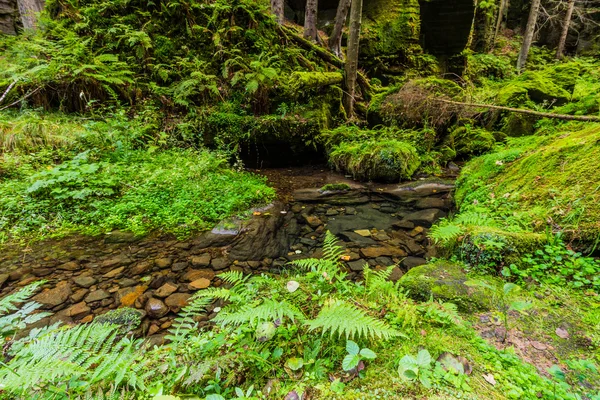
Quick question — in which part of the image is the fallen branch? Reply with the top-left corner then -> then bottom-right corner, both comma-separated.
436,99 -> 600,122
0,80 -> 18,104
278,25 -> 372,101
0,87 -> 41,112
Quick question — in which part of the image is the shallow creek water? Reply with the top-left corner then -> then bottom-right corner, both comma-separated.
0,168 -> 455,339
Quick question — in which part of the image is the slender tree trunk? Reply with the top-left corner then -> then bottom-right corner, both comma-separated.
304,0 -> 319,42
517,0 -> 541,71
270,0 -> 284,25
343,0 -> 363,118
17,0 -> 44,30
329,0 -> 352,58
492,0 -> 508,48
556,0 -> 576,58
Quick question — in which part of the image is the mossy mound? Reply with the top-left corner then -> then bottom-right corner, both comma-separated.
456,123 -> 600,244
329,139 -> 421,182
446,125 -> 497,158
399,261 -> 498,312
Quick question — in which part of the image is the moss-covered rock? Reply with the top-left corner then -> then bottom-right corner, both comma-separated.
329,139 -> 421,182
399,261 -> 498,312
446,125 -> 496,158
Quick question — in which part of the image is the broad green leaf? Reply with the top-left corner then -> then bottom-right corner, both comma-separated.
503,283 -> 519,295
359,348 -> 377,360
416,349 -> 432,367
420,374 -> 432,388
285,357 -> 304,371
402,368 -> 418,380
342,354 -> 360,371
510,300 -> 533,312
346,340 -> 360,355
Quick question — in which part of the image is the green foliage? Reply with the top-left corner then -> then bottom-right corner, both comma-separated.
507,238 -> 600,292
398,349 -> 434,388
329,139 -> 421,182
446,124 -> 497,158
319,183 -> 351,192
342,340 -> 376,372
0,282 -> 50,338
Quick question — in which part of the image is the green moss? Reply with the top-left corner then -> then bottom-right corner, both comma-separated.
319,183 -> 351,192
329,139 -> 421,182
446,125 -> 496,158
399,261 -> 499,312
289,72 -> 343,92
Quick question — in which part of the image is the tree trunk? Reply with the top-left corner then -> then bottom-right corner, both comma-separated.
303,0 -> 319,42
492,0 -> 508,48
17,0 -> 44,30
516,0 -> 541,71
343,0 -> 363,118
328,0 -> 352,58
556,0 -> 576,58
270,0 -> 284,25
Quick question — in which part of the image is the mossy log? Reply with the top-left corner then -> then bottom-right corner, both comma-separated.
289,71 -> 344,92
436,99 -> 600,122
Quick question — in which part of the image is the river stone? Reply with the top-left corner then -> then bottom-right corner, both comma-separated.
34,281 -> 72,307
85,289 -> 110,303
32,268 -> 53,277
104,266 -> 125,278
146,298 -> 169,318
155,258 -> 173,268
402,256 -> 428,270
394,220 -> 415,230
117,285 -> 147,307
399,262 -> 497,312
118,278 -> 137,288
58,261 -> 80,271
73,276 -> 97,288
338,231 -> 377,246
0,273 -> 8,287
183,269 -> 215,282
189,278 -> 211,290
354,229 -> 372,237
347,260 -> 366,271
102,255 -> 132,269
403,209 -> 447,228
373,232 -> 391,241
415,197 -> 449,210
104,231 -> 139,244
130,261 -> 153,275
172,262 -> 189,272
389,266 -> 404,282
383,180 -> 455,199
70,288 -> 89,303
191,254 -> 211,267
211,258 -> 229,271
165,293 -> 191,312
155,283 -> 178,298
360,246 -> 407,258
303,215 -> 323,228
66,302 -> 91,318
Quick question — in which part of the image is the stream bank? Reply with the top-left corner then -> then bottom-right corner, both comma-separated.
0,170 -> 454,339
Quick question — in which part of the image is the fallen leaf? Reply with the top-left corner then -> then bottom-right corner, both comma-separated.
530,341 -> 548,350
483,373 -> 497,386
340,255 -> 351,261
555,327 -> 570,339
286,281 -> 300,293
253,212 -> 262,216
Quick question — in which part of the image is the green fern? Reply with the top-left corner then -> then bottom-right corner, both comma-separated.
0,281 -> 45,315
429,220 -> 464,245
166,294 -> 212,344
306,299 -> 401,341
214,298 -> 304,326
323,231 -> 344,264
0,281 -> 50,338
291,231 -> 345,278
1,323 -> 147,393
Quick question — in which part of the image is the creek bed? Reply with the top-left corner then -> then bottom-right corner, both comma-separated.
0,170 -> 455,340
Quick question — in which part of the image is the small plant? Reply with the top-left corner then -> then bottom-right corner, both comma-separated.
398,349 -> 434,388
319,183 -> 351,193
342,340 -> 377,372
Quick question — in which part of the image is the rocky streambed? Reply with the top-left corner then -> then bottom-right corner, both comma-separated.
0,176 -> 454,339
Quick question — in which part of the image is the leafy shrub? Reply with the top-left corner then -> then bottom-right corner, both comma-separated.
329,139 -> 421,182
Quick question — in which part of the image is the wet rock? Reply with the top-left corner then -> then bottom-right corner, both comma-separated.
347,260 -> 367,271
155,258 -> 173,268
189,278 -> 211,290
384,180 -> 455,199
389,266 -> 403,282
103,266 -> 125,278
73,276 -> 97,288
118,278 -> 137,288
191,254 -> 211,267
409,226 -> 425,237
360,246 -> 407,258
18,277 -> 37,286
0,273 -> 8,288
374,257 -> 394,267
183,269 -> 215,282
403,209 -> 447,228
104,231 -> 139,244
130,261 -> 153,275
401,256 -> 428,270
148,324 -> 160,336
117,285 -> 147,307
85,289 -> 110,303
165,293 -> 191,312
101,255 -> 132,269
415,197 -> 449,210
211,258 -> 229,271
58,261 -> 80,271
399,262 -> 497,312
70,288 -> 89,303
34,281 -> 72,307
32,268 -> 53,277
9,268 -> 30,281
172,262 -> 189,272
155,283 -> 178,298
354,229 -> 372,237
338,231 -> 377,246
146,298 -> 169,318
66,302 -> 91,318
373,232 -> 391,241
393,220 -> 415,230
326,209 -> 339,216
303,214 -> 323,228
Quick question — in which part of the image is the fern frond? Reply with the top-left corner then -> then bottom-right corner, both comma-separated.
323,231 -> 344,264
214,299 -> 304,326
218,270 -> 249,287
166,294 -> 213,343
306,299 -> 401,341
0,281 -> 45,315
429,221 -> 464,245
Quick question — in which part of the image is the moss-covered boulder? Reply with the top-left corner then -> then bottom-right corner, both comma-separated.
329,139 -> 421,182
399,262 -> 498,312
446,125 -> 496,158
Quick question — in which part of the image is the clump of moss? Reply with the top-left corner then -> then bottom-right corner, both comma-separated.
320,183 -> 351,193
446,124 -> 497,158
329,139 -> 421,182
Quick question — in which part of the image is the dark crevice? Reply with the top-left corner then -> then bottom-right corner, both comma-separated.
419,0 -> 475,56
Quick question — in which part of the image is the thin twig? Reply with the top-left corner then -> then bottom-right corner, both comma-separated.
0,87 -> 41,112
0,80 -> 18,104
